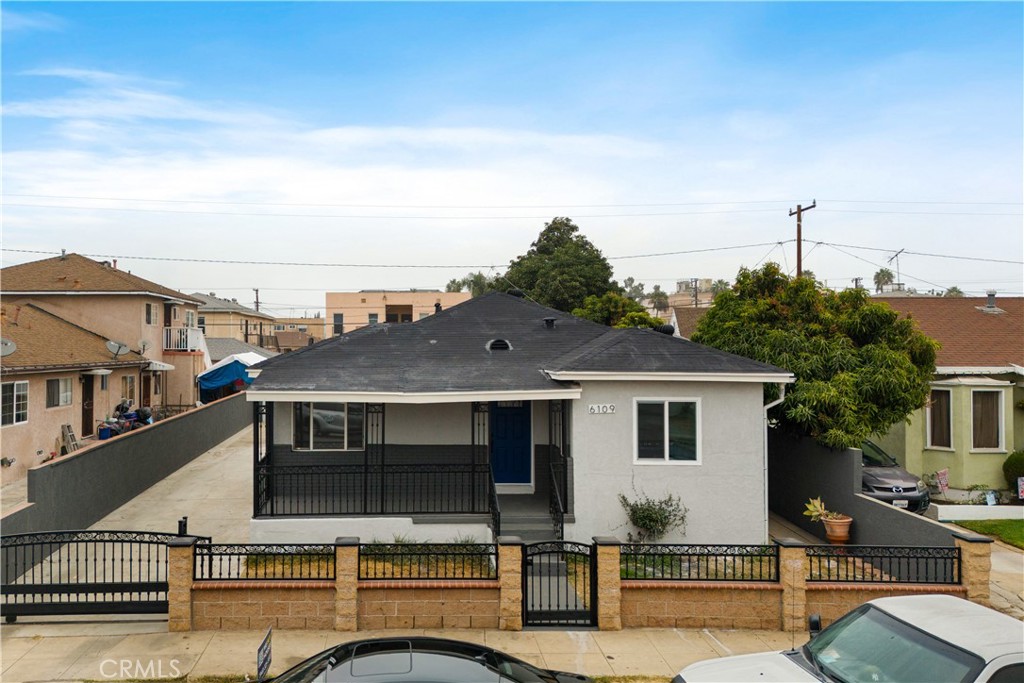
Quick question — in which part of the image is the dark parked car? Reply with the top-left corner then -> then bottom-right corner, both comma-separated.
861,440 -> 929,513
271,637 -> 593,683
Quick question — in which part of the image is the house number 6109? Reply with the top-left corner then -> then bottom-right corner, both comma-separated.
588,404 -> 615,414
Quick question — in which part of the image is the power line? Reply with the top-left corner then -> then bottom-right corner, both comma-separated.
7,192 -> 1020,208
607,240 -> 792,261
817,241 -> 1023,265
2,202 -> 786,220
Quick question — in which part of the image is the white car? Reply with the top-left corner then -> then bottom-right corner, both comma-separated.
674,595 -> 1023,683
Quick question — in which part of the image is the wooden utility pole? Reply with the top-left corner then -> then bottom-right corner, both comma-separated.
788,200 -> 816,277
253,288 -> 261,312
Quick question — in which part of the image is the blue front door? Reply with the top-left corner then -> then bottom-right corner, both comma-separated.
490,401 -> 531,484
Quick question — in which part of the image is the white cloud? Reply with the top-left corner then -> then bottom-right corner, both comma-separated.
2,10 -> 65,33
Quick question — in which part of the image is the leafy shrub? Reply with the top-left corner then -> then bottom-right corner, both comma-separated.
1003,450 -> 1024,492
618,491 -> 688,543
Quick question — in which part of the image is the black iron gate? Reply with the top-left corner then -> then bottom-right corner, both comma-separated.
522,541 -> 596,627
1,530 -> 206,621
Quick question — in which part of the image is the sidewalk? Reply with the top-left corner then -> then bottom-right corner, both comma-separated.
1,618 -> 805,682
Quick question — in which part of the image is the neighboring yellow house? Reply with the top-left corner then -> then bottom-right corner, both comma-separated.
273,316 -> 328,343
0,253 -> 205,414
190,292 -> 277,347
873,294 -> 1024,490
0,302 -> 151,483
325,290 -> 471,335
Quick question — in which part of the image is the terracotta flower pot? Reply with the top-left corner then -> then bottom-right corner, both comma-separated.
822,515 -> 853,544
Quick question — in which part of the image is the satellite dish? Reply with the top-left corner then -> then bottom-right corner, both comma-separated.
0,338 -> 16,357
138,339 -> 151,353
105,340 -> 130,358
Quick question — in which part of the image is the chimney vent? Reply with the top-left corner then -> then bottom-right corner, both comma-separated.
654,324 -> 676,336
434,302 -> 442,313
60,249 -> 67,260
543,317 -> 556,329
508,289 -> 525,298
986,290 -> 997,308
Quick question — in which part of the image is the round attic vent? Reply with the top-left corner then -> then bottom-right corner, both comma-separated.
487,339 -> 512,352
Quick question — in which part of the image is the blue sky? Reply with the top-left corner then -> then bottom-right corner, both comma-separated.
3,2 -> 1022,316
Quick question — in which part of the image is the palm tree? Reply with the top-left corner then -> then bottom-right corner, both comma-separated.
711,279 -> 731,295
943,286 -> 964,298
873,268 -> 895,293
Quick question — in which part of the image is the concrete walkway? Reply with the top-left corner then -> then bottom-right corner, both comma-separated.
0,618 -> 806,682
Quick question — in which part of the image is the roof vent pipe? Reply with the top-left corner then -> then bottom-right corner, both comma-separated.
508,289 -> 525,298
986,290 -> 997,308
434,302 -> 442,313
543,317 -> 556,329
654,324 -> 675,336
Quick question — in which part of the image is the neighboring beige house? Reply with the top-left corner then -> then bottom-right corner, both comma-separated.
274,316 -> 328,343
190,292 -> 276,347
872,294 -> 1024,490
326,290 -> 471,335
0,253 -> 205,412
1,302 -> 150,483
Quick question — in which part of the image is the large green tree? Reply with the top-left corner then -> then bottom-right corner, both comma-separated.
572,291 -> 664,328
692,263 -> 937,449
446,271 -> 498,297
501,217 -> 617,312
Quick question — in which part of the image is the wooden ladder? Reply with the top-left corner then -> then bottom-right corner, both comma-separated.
61,424 -> 80,453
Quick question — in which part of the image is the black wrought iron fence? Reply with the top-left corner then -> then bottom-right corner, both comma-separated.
1,530 -> 206,618
620,544 -> 779,581
254,463 -> 494,517
193,544 -> 336,580
805,545 -> 961,584
358,543 -> 498,580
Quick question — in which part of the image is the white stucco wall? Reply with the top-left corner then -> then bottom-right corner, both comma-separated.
269,400 -> 555,447
566,380 -> 768,545
250,517 -> 493,544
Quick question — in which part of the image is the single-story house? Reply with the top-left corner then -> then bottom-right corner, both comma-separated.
245,292 -> 793,544
872,294 -> 1023,490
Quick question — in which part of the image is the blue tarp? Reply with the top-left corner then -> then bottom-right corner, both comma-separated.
197,360 -> 252,391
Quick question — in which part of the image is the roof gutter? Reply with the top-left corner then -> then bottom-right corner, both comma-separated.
762,382 -> 787,544
544,370 -> 796,383
1,290 -> 195,305
936,365 -> 1022,376
246,388 -> 582,404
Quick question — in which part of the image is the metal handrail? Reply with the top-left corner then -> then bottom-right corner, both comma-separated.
488,470 -> 501,537
549,462 -> 566,540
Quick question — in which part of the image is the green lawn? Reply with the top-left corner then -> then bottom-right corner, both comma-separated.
953,519 -> 1024,550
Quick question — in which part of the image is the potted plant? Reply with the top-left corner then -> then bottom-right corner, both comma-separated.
803,497 -> 853,544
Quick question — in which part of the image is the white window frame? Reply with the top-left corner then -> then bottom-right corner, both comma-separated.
185,310 -> 197,328
100,375 -> 109,391
145,303 -> 157,326
1,381 -> 29,426
121,375 -> 137,404
632,397 -> 702,465
46,377 -> 73,408
925,387 -> 954,450
291,402 -> 365,452
970,389 -> 1005,452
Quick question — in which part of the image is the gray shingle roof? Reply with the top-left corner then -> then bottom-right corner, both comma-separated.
249,292 -> 789,395
190,292 -> 275,319
205,337 -> 279,363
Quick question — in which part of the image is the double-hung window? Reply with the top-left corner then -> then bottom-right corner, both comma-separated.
46,378 -> 73,408
121,376 -> 136,404
635,399 -> 700,463
1,381 -> 28,426
293,402 -> 365,451
927,389 -> 952,449
971,390 -> 1003,451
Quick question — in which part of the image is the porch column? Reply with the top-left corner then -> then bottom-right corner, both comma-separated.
497,536 -> 523,631
593,536 -> 622,630
777,538 -> 808,632
953,531 -> 993,606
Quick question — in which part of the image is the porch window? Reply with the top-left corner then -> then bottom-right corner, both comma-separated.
293,402 -> 365,451
971,390 -> 1003,450
185,310 -> 196,328
153,373 -> 162,396
1,381 -> 28,426
927,389 -> 952,448
635,399 -> 699,463
121,376 -> 136,404
45,378 -> 73,408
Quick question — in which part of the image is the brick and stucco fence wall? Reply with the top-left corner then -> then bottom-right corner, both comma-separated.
166,533 -> 991,632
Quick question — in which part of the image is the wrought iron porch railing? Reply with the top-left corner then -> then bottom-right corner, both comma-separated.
805,545 -> 961,584
254,462 -> 495,517
359,543 -> 498,580
620,544 -> 779,581
193,543 -> 336,580
488,471 -> 501,537
548,461 -> 566,540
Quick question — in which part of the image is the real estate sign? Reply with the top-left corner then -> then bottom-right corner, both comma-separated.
1018,476 -> 1024,500
936,468 -> 949,493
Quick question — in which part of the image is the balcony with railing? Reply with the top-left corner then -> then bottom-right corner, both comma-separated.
164,326 -> 204,352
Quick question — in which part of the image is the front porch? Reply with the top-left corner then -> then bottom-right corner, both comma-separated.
250,400 -> 573,540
